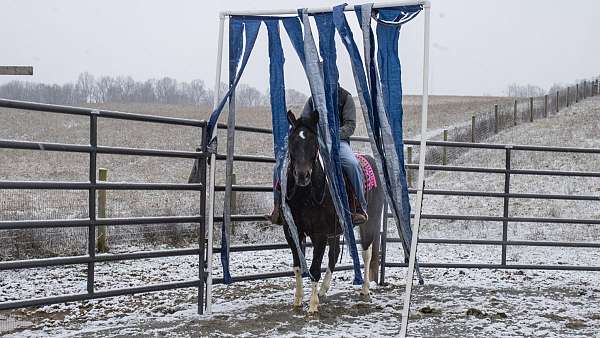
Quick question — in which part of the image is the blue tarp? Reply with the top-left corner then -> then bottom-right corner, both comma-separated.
205,3 -> 423,285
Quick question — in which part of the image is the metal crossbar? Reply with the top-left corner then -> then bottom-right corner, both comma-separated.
0,98 -> 209,314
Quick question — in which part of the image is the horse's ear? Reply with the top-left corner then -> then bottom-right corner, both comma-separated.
310,109 -> 319,126
287,110 -> 296,126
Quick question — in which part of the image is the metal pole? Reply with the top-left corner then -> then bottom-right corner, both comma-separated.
198,126 -> 208,315
97,168 -> 109,253
406,146 -> 413,187
205,13 -> 225,315
221,0 -> 427,16
400,3 -> 430,337
379,203 -> 389,285
501,147 -> 511,265
87,113 -> 98,295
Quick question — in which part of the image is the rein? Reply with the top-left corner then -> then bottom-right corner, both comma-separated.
286,125 -> 326,206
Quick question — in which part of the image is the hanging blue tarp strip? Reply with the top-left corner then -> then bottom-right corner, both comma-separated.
213,18 -> 261,284
352,3 -> 424,283
265,20 -> 288,167
293,9 -> 362,285
377,5 -> 421,255
265,18 -> 310,276
205,18 -> 261,147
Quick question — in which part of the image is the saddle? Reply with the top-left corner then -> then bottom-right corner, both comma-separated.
345,154 -> 377,222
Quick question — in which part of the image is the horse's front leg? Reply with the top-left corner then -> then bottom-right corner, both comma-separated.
285,226 -> 305,308
308,235 -> 327,314
318,235 -> 340,299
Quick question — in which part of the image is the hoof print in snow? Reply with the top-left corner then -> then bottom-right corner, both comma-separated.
419,305 -> 442,315
466,308 -> 507,320
566,319 -> 586,329
466,308 -> 486,319
491,312 -> 508,320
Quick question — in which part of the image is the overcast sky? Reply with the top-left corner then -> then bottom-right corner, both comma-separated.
1,0 -> 599,96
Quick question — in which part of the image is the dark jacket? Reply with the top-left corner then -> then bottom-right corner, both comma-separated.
301,87 -> 356,142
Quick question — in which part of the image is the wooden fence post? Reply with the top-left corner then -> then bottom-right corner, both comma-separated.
513,99 -> 518,126
442,129 -> 448,165
556,91 -> 559,112
471,115 -> 476,143
576,84 -> 579,103
494,104 -> 499,133
567,87 -> 570,107
544,95 -> 548,118
97,168 -> 109,253
529,97 -> 534,122
406,146 -> 413,188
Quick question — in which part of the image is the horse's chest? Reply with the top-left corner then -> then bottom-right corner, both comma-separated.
289,197 -> 339,236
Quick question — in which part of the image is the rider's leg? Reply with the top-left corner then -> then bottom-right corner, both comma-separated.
339,141 -> 368,223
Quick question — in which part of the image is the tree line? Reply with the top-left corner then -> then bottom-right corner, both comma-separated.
0,72 -> 308,108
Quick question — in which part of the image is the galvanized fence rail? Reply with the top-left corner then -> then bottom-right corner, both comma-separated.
0,99 -> 208,312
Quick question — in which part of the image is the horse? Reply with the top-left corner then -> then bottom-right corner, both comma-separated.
283,109 -> 385,314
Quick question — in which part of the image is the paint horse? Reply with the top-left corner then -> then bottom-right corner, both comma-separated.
283,109 -> 385,314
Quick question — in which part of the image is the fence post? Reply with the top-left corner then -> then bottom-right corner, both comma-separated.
513,99 -> 517,126
230,173 -> 237,235
198,124 -> 208,315
494,104 -> 499,133
556,91 -> 559,113
97,168 -> 109,253
576,84 -> 579,103
544,95 -> 548,118
529,97 -> 534,122
567,87 -> 570,107
406,146 -> 413,188
471,115 -> 476,142
501,146 -> 511,266
442,129 -> 448,165
379,203 -> 388,285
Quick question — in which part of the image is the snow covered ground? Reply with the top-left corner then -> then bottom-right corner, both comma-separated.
1,96 -> 600,337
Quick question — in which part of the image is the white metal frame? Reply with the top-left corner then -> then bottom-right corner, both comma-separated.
206,3 -> 430,336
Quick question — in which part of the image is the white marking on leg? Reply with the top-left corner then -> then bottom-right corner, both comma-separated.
362,244 -> 372,297
293,267 -> 303,307
318,268 -> 332,297
308,281 -> 320,314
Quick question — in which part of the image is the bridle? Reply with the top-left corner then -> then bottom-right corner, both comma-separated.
287,123 -> 326,206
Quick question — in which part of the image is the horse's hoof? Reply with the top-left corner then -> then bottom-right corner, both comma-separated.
307,308 -> 319,316
359,292 -> 371,302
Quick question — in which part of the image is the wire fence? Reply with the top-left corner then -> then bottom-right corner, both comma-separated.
406,78 -> 600,187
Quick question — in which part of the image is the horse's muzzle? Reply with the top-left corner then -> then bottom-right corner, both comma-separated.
294,168 -> 312,187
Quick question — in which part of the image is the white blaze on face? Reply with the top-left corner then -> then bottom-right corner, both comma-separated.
299,130 -> 306,140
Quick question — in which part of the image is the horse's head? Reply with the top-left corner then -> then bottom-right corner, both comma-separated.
287,109 -> 319,187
